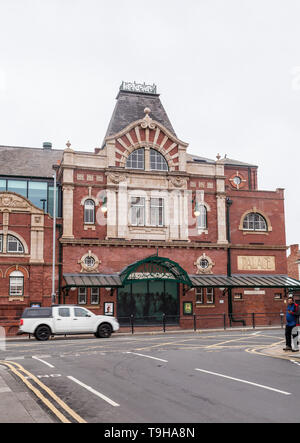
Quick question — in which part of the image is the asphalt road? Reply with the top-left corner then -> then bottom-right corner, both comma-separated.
1,329 -> 299,423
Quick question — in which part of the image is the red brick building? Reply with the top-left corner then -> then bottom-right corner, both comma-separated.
1,82 -> 300,334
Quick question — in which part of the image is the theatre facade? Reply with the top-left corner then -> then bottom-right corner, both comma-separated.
1,82 -> 300,334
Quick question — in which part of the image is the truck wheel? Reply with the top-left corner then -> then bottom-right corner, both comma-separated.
35,325 -> 51,341
97,323 -> 112,338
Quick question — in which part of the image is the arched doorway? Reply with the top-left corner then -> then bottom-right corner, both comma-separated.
117,256 -> 192,325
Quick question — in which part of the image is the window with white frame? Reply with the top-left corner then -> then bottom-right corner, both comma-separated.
7,235 -> 24,253
197,205 -> 207,229
9,271 -> 24,297
150,198 -> 164,226
150,149 -> 168,171
195,287 -> 214,304
91,288 -> 99,304
206,288 -> 214,304
195,288 -> 204,304
78,287 -> 87,304
243,213 -> 267,231
130,197 -> 145,226
126,148 -> 145,170
84,199 -> 95,224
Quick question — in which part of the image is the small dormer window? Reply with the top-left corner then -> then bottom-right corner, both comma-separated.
126,148 -> 145,170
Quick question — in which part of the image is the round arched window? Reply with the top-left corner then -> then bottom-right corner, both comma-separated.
126,148 -> 145,170
150,149 -> 168,171
243,213 -> 267,231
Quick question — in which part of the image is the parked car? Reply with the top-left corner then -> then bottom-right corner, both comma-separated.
18,305 -> 120,341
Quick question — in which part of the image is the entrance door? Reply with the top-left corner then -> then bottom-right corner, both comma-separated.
117,280 -> 179,325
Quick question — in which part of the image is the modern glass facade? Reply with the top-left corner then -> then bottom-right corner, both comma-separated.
0,177 -> 61,216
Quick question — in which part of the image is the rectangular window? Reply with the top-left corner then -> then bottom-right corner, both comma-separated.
150,198 -> 164,226
234,293 -> 243,300
0,235 -> 2,253
9,277 -> 24,296
196,288 -> 204,304
48,185 -> 59,217
7,180 -> 27,198
274,293 -> 282,300
206,288 -> 214,304
0,179 -> 6,191
78,288 -> 87,305
28,181 -> 48,210
130,197 -> 145,226
91,288 -> 99,305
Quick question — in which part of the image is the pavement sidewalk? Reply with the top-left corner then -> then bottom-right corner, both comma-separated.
0,365 -> 54,423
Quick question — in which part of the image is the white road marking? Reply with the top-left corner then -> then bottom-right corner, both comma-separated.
67,376 -> 120,407
4,356 -> 24,360
195,368 -> 291,396
32,356 -> 55,368
126,352 -> 168,363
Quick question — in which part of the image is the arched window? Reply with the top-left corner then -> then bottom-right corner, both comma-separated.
9,270 -> 24,296
126,148 -> 145,170
243,212 -> 267,231
150,149 -> 168,171
197,205 -> 207,229
7,235 -> 24,253
84,199 -> 95,224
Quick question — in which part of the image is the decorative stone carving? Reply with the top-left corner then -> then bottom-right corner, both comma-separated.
107,173 -> 127,184
170,177 -> 187,188
0,195 -> 30,210
78,251 -> 101,273
141,108 -> 156,130
194,253 -> 215,274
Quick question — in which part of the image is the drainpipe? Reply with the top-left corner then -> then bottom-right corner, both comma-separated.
226,197 -> 245,327
226,198 -> 233,317
57,222 -> 63,304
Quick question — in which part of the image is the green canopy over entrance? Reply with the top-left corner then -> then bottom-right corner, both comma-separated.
119,255 -> 193,287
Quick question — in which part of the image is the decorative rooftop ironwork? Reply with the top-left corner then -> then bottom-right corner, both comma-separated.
120,81 -> 157,95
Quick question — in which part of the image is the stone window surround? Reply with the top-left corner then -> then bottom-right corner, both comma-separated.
239,207 -> 272,235
0,230 -> 29,255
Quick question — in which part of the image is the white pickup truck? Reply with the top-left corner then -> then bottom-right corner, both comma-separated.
18,305 -> 120,341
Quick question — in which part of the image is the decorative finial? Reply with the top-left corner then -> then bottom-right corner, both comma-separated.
66,140 -> 71,149
216,153 -> 221,160
144,107 -> 151,115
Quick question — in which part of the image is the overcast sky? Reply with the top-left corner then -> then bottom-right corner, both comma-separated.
0,0 -> 299,248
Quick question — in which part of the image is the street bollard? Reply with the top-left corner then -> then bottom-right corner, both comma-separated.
130,314 -> 134,335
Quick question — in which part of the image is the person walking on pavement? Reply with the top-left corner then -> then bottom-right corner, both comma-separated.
283,295 -> 298,351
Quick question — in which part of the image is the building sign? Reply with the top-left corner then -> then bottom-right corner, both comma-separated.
127,262 -> 176,281
237,256 -> 276,271
183,302 -> 193,315
120,81 -> 157,95
127,272 -> 175,280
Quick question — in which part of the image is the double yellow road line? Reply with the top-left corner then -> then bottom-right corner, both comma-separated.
0,360 -> 86,423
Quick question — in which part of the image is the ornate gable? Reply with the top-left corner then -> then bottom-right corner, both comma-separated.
104,108 -> 188,172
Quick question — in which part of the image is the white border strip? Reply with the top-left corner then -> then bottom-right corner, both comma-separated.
67,376 -> 120,407
195,368 -> 291,396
